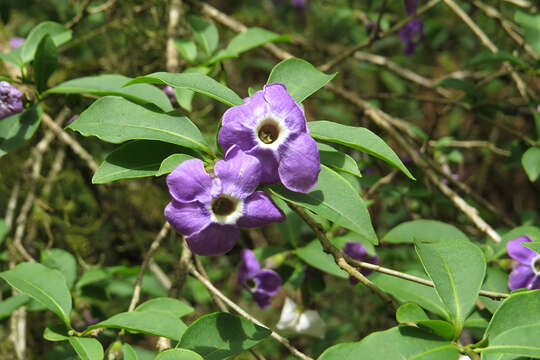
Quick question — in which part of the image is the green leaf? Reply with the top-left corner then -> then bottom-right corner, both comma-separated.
414,238 -> 486,337
92,141 -> 191,184
521,147 -> 540,182
0,294 -> 30,320
478,290 -> 540,358
0,219 -> 7,246
269,165 -> 378,245
68,337 -> 104,360
154,349 -> 204,360
318,326 -> 458,360
188,15 -> 219,58
208,28 -> 290,64
383,220 -> 468,244
41,248 -> 77,289
0,105 -> 42,158
33,34 -> 58,93
437,78 -> 476,97
0,262 -> 72,327
0,49 -> 24,67
174,40 -> 197,64
308,121 -> 414,180
135,297 -> 194,318
396,303 -> 455,340
22,21 -> 72,63
84,311 -> 187,340
296,240 -> 347,279
43,325 -> 71,341
125,72 -> 243,107
179,312 -> 271,360
156,154 -> 195,176
466,51 -> 528,68
123,344 -> 139,360
44,74 -> 173,112
523,242 -> 540,253
515,11 -> 540,56
481,267 -> 509,314
69,97 -> 211,154
318,143 -> 361,178
267,58 -> 336,103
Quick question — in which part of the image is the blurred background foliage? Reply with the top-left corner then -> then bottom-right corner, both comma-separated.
1,0 -> 539,358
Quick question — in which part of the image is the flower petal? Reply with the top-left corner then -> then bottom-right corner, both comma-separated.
252,292 -> 271,309
296,310 -> 326,338
343,242 -> 368,259
164,200 -> 211,236
263,83 -> 307,134
529,275 -> 540,290
166,159 -> 212,203
507,236 -> 537,264
186,223 -> 240,256
214,146 -> 261,199
253,269 -> 282,296
238,249 -> 261,285
237,191 -> 285,228
247,147 -> 280,184
278,132 -> 321,193
508,264 -> 536,290
276,297 -> 300,330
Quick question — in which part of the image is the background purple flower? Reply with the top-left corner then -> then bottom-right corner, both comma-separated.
343,242 -> 379,285
0,81 -> 24,120
238,249 -> 282,308
164,146 -> 285,256
507,236 -> 540,290
163,85 -> 178,107
9,37 -> 25,50
218,83 -> 320,193
400,0 -> 424,56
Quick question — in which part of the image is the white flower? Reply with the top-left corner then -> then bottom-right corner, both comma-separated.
276,297 -> 326,338
458,356 -> 471,360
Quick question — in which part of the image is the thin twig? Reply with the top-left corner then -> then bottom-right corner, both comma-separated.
428,139 -> 511,157
66,0 -> 92,29
87,0 -> 116,14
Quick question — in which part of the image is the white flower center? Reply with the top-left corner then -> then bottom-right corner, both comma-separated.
254,115 -> 289,150
210,194 -> 244,225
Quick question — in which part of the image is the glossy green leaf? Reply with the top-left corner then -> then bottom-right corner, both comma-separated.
22,21 -> 71,63
318,326 -> 458,360
478,290 -> 540,358
318,143 -> 361,178
174,40 -> 197,64
0,294 -> 30,320
135,297 -> 194,318
415,238 -> 486,337
84,311 -> 187,340
481,267 -> 509,314
92,141 -> 189,184
179,312 -> 271,360
396,303 -> 455,340
309,121 -> 414,179
69,97 -> 211,154
188,15 -> 218,57
464,310 -> 489,329
41,248 -> 77,289
0,105 -> 42,158
296,239 -> 347,279
33,34 -> 58,93
44,74 -> 173,112
267,58 -> 335,103
154,349 -> 204,360
125,72 -> 243,107
269,165 -> 378,245
522,147 -> 540,182
123,344 -> 139,360
383,220 -> 468,244
0,262 -> 72,327
156,154 -> 195,176
68,337 -> 104,360
43,325 -> 71,342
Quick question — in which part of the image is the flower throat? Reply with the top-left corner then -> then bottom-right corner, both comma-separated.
258,122 -> 279,144
212,196 -> 236,216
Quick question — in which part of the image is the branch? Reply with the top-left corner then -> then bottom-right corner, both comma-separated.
166,0 -> 183,72
428,139 -> 511,157
66,0 -> 92,29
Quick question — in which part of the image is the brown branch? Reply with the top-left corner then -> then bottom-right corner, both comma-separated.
166,0 -> 183,72
66,0 -> 92,29
428,139 -> 511,157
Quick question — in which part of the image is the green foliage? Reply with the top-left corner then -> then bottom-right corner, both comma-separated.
522,147 -> 540,182
0,105 -> 42,158
33,34 -> 58,93
317,143 -> 362,178
67,338 -> 104,360
155,349 -> 204,360
188,15 -> 219,58
134,297 -> 194,318
21,21 -> 71,63
383,220 -> 468,244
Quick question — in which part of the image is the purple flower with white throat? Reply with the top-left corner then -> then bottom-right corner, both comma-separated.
507,236 -> 540,290
238,249 -> 282,308
0,81 -> 23,120
399,0 -> 424,56
343,242 -> 379,285
164,146 -> 285,256
218,83 -> 320,193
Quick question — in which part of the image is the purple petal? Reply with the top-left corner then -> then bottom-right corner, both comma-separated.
263,83 -> 307,134
508,264 -> 536,290
399,19 -> 423,56
0,81 -> 24,120
507,236 -> 537,264
238,249 -> 261,285
344,242 -> 368,259
214,146 -> 261,199
404,0 -> 418,15
246,147 -> 280,184
278,132 -> 321,193
530,275 -> 540,290
252,292 -> 271,309
164,200 -> 211,236
237,191 -> 285,228
166,159 -> 213,203
253,269 -> 282,296
9,37 -> 25,50
186,223 -> 240,256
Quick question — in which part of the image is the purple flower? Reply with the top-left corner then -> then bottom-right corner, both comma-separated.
343,242 -> 379,285
163,85 -> 178,107
164,146 -> 285,256
507,236 -> 540,290
399,19 -> 424,56
9,37 -> 25,50
218,83 -> 320,193
238,249 -> 282,308
291,0 -> 307,10
0,81 -> 23,120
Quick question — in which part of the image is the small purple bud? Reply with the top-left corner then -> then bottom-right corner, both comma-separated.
366,20 -> 376,35
9,37 -> 25,50
343,241 -> 379,285
0,81 -> 24,120
163,85 -> 178,107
